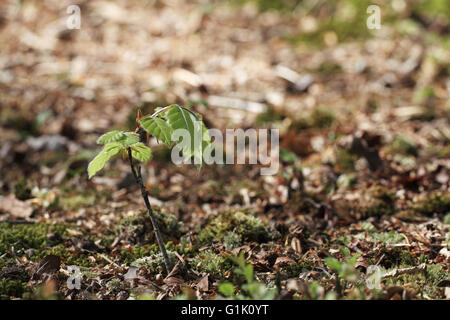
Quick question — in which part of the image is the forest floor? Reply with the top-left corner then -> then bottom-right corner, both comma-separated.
0,0 -> 449,300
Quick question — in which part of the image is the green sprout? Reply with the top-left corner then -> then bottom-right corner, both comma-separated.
87,104 -> 210,273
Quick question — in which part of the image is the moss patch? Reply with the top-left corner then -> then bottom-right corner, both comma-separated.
379,247 -> 416,269
291,108 -> 335,131
0,278 -> 30,300
131,251 -> 177,274
361,185 -> 396,218
0,222 -> 96,268
119,244 -> 159,264
190,250 -> 232,277
114,207 -> 183,244
386,264 -> 449,299
197,209 -> 276,245
281,259 -> 314,278
414,193 -> 450,217
0,222 -> 68,254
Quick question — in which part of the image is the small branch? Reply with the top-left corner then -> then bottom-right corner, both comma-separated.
381,263 -> 426,279
127,147 -> 172,274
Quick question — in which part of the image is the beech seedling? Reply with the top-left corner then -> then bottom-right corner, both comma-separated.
88,104 -> 210,273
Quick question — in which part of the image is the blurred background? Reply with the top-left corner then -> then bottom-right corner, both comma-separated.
0,0 -> 449,214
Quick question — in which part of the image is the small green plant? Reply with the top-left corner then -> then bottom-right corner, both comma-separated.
219,254 -> 277,300
325,247 -> 362,298
87,104 -> 210,274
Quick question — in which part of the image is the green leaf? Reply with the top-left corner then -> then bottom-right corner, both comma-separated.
120,133 -> 139,147
325,257 -> 342,273
88,142 -> 123,179
218,283 -> 234,297
96,130 -> 125,144
167,105 -> 196,155
243,264 -> 254,283
348,253 -> 360,267
96,130 -> 139,148
130,143 -> 152,163
340,247 -> 350,258
140,117 -> 173,146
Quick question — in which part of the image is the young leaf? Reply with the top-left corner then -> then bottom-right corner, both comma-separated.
218,283 -> 234,297
130,143 -> 152,163
167,105 -> 211,164
139,117 -> 173,146
167,105 -> 195,155
325,257 -> 342,273
97,131 -> 139,148
97,130 -> 125,144
88,142 -> 123,179
166,105 -> 196,128
120,133 -> 139,147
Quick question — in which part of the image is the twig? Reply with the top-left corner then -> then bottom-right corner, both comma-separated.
127,147 -> 172,274
381,263 -> 426,279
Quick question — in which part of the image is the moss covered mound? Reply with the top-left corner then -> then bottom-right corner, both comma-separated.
197,209 -> 277,245
0,222 -> 67,253
190,250 -> 232,277
414,193 -> 450,217
114,207 -> 183,244
131,251 -> 177,274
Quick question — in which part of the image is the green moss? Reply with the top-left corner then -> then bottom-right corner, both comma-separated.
414,193 -> 450,217
412,0 -> 450,22
14,177 -> 32,200
291,108 -> 335,131
361,185 -> 396,218
310,108 -> 335,128
114,207 -> 183,244
197,209 -> 276,245
0,222 -> 68,254
106,278 -> 123,293
59,194 -> 96,210
131,251 -> 177,274
119,244 -> 159,264
190,250 -> 232,277
35,245 -> 95,268
386,264 -> 449,299
314,63 -> 342,74
58,188 -> 97,210
0,278 -> 29,300
286,0 -> 375,46
335,148 -> 357,172
255,106 -> 285,124
337,173 -> 357,189
390,136 -> 419,157
232,0 -> 302,12
379,247 -> 416,268
0,222 -> 97,268
224,232 -> 242,250
282,260 -> 314,278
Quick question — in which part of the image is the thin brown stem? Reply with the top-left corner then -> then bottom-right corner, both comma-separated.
127,147 -> 172,274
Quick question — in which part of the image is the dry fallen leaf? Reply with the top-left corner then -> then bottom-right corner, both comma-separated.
274,257 -> 295,267
196,274 -> 209,292
32,255 -> 61,279
0,194 -> 33,220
